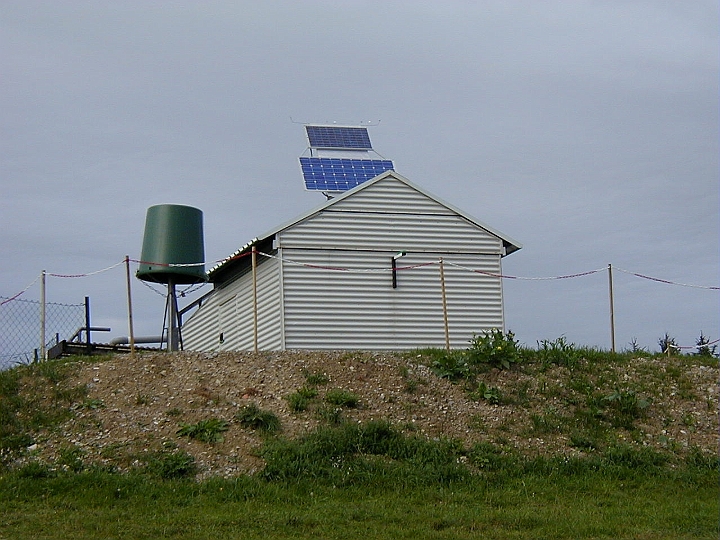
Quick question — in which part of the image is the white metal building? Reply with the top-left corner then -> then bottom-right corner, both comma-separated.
181,171 -> 521,351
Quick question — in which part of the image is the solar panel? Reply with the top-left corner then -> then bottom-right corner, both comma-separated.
306,125 -> 372,149
300,157 -> 394,191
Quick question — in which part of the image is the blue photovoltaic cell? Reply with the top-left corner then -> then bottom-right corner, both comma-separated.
306,125 -> 372,149
300,157 -> 394,191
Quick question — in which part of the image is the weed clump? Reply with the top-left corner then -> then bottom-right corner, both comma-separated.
601,388 -> 650,429
535,336 -> 583,368
236,403 -> 281,434
303,370 -> 330,385
469,381 -> 503,405
430,350 -> 472,380
467,329 -> 521,370
324,389 -> 359,408
176,418 -> 229,443
429,330 -> 522,382
286,386 -> 319,412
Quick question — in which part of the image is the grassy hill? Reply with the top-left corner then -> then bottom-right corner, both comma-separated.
0,337 -> 718,538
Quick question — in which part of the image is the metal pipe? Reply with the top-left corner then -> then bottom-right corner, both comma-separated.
109,335 -> 164,345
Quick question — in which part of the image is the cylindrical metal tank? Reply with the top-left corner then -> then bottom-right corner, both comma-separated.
136,204 -> 208,284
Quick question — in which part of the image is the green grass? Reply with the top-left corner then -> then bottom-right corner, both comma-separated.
0,356 -> 99,464
0,464 -> 716,539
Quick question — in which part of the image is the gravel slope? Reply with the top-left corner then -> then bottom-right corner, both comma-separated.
21,350 -> 719,479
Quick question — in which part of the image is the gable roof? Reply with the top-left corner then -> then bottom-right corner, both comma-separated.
209,171 -> 521,279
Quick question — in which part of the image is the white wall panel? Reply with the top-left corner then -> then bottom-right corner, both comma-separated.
281,250 -> 504,350
181,294 -> 220,351
182,254 -> 283,351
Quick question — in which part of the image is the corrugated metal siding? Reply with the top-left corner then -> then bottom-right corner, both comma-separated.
282,250 -> 504,350
278,177 -> 502,254
278,212 -> 502,254
329,177 -> 456,215
182,254 -> 283,351
256,256 -> 284,350
181,294 -> 220,350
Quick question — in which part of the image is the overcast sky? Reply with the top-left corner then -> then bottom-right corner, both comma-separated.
1,1 -> 717,362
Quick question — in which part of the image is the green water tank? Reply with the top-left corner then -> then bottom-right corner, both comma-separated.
136,204 -> 208,284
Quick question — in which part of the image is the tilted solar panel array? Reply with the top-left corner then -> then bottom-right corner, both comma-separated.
301,125 -> 394,192
306,125 -> 372,149
300,157 -> 394,191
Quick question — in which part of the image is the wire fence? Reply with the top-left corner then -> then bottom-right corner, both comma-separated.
1,255 -> 718,367
0,295 -> 85,366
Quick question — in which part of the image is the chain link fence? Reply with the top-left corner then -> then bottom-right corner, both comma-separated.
0,296 -> 85,367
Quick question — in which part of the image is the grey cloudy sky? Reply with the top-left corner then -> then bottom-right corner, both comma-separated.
1,1 -> 717,360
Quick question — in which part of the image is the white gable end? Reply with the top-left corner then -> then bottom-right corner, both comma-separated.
326,175 -> 456,215
277,175 -> 505,254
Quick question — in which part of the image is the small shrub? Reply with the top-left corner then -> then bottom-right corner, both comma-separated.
287,393 -> 310,412
694,332 -> 717,357
658,333 -> 679,355
626,337 -> 648,354
135,394 -> 152,405
34,361 -> 66,384
603,443 -> 667,470
467,329 -> 521,370
177,418 -> 229,443
260,421 -> 468,485
236,403 -> 281,434
529,411 -> 565,435
324,389 -> 359,408
53,385 -> 88,403
468,441 -> 519,472
297,386 -> 319,399
686,446 -> 718,470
